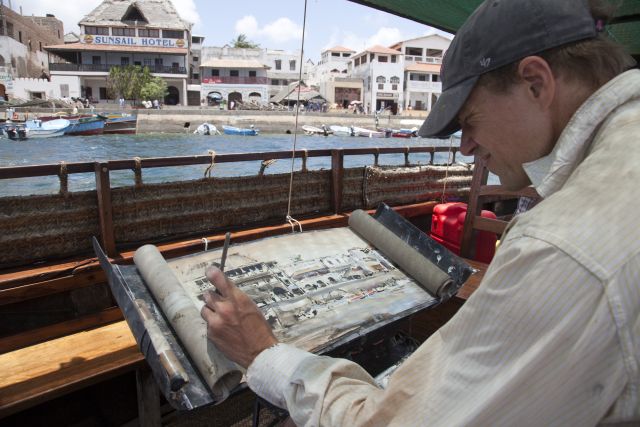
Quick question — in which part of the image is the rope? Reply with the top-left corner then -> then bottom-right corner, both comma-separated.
259,159 -> 277,176
404,147 -> 411,166
374,148 -> 380,167
204,150 -> 216,178
133,156 -> 143,187
58,161 -> 68,196
440,135 -> 455,204
202,237 -> 209,251
284,0 -> 309,233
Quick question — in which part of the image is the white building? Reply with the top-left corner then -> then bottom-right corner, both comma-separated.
311,46 -> 362,108
264,49 -> 309,97
44,0 -> 192,105
389,34 -> 451,111
200,57 -> 269,107
349,45 -> 403,114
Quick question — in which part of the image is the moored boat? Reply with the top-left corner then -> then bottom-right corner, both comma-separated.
302,124 -> 332,136
24,119 -> 70,139
103,114 -> 137,135
329,125 -> 354,136
1,123 -> 28,140
194,123 -> 221,135
222,125 -> 259,136
352,126 -> 387,138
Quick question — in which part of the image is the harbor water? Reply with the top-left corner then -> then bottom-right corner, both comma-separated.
0,133 -> 471,197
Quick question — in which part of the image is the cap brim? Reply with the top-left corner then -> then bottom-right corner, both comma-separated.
418,76 -> 478,138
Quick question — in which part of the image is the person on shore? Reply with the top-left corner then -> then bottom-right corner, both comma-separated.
153,99 -> 159,110
201,0 -> 639,425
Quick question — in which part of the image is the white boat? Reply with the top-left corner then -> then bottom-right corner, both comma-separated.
194,123 -> 221,135
25,119 -> 70,138
352,126 -> 387,138
329,125 -> 354,136
302,125 -> 332,136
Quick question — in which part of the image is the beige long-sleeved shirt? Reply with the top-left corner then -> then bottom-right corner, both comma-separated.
246,70 -> 640,426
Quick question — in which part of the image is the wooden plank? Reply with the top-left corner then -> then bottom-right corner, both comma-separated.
473,215 -> 508,235
0,320 -> 143,418
479,184 -> 539,199
0,307 -> 123,354
95,162 -> 117,257
0,270 -> 106,305
331,149 -> 344,214
0,260 -> 102,289
0,162 -> 94,179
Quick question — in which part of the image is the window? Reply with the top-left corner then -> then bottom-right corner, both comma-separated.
39,42 -> 43,51
172,62 -> 179,69
134,61 -> 141,66
275,59 -> 281,70
193,73 -> 199,79
0,21 -> 4,36
361,55 -> 367,64
163,29 -> 184,39
331,52 -> 340,57
121,57 -> 130,65
99,87 -> 107,99
249,70 -> 257,77
60,84 -> 69,98
342,53 -> 350,57
378,56 -> 388,63
6,22 -> 14,38
138,28 -> 160,38
113,27 -> 135,36
85,26 -> 109,35
432,74 -> 440,82
354,58 -> 360,66
144,58 -> 153,67
390,76 -> 400,84
289,60 -> 296,71
376,76 -> 386,83
154,58 -> 163,66
92,56 -> 102,65
406,47 -> 423,56
85,87 -> 93,98
211,69 -> 219,76
271,79 -> 280,85
378,84 -> 384,90
18,31 -> 22,43
426,49 -> 443,58
370,53 -> 375,61
230,69 -> 239,77
392,84 -> 398,90
192,56 -> 199,62
391,55 -> 397,63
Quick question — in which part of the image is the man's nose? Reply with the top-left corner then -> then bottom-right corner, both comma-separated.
460,134 -> 478,156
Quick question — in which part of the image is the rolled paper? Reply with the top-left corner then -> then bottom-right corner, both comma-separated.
349,210 -> 454,298
134,244 -> 242,401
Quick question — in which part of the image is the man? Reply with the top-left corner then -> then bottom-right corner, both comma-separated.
201,0 -> 639,425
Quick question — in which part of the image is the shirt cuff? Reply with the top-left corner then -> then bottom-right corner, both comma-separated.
246,343 -> 314,409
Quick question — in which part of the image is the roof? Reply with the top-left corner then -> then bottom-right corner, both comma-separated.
64,32 -> 80,43
45,42 -> 187,55
80,0 -> 190,30
404,63 -> 442,73
323,46 -> 356,53
270,81 -> 326,103
200,59 -> 269,69
389,33 -> 453,50
354,45 -> 402,58
347,0 -> 640,57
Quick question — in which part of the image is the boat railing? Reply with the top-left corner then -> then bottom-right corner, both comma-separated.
0,146 -> 465,264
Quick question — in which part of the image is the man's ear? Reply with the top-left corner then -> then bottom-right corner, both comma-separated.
517,56 -> 555,109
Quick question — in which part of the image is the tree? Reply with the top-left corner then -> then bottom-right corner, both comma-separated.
230,34 -> 259,49
107,65 -> 156,104
140,76 -> 168,102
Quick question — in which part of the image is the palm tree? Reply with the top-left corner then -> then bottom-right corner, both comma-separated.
230,34 -> 260,49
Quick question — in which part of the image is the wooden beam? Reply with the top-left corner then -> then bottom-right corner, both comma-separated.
473,216 -> 508,235
460,156 -> 489,259
331,149 -> 344,214
0,270 -> 106,305
95,162 -> 117,257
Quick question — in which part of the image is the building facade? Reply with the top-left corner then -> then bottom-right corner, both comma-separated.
311,46 -> 362,108
349,45 -> 403,114
0,4 -> 64,100
45,0 -> 191,105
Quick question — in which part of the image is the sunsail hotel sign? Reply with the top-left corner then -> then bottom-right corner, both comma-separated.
82,34 -> 186,48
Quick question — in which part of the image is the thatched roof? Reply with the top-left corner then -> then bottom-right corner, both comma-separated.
270,81 -> 326,104
80,0 -> 190,30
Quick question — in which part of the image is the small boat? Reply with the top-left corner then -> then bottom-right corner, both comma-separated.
25,119 -> 70,138
302,125 -> 332,136
194,123 -> 221,135
390,128 -> 417,138
222,125 -> 259,136
103,114 -> 137,135
65,115 -> 106,136
352,126 -> 387,138
329,125 -> 355,137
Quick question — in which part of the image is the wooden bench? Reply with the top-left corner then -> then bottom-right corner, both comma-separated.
3,201 -> 485,423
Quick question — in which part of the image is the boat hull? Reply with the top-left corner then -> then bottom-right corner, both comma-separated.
104,117 -> 137,135
222,125 -> 259,136
66,119 -> 105,136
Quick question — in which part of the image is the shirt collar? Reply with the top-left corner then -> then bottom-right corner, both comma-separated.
523,69 -> 640,198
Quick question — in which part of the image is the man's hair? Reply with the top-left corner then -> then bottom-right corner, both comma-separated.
478,0 -> 635,93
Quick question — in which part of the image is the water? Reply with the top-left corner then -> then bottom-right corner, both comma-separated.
0,133 -> 471,197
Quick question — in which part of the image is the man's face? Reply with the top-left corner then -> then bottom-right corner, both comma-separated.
457,81 -> 555,190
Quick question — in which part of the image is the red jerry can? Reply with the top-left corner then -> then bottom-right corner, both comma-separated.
430,202 -> 497,263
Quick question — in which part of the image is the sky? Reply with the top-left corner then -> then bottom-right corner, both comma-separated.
17,0 -> 451,62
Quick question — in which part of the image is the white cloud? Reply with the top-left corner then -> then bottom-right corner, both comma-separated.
366,27 -> 403,48
233,15 -> 303,45
17,0 -> 200,34
323,27 -> 404,54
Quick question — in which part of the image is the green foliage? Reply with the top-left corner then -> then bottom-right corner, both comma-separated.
140,76 -> 168,101
230,34 -> 260,49
107,65 -> 157,103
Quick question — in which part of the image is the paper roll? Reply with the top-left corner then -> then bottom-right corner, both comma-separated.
349,210 -> 454,298
134,244 -> 242,401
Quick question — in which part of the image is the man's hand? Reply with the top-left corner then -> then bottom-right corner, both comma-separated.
200,266 -> 278,369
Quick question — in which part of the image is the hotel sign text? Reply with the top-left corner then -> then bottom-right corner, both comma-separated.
82,34 -> 185,48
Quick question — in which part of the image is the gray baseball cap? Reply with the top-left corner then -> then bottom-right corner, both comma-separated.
419,0 -> 598,138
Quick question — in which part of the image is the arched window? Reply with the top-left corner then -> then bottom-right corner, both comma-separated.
330,68 -> 339,73
376,76 -> 386,83
390,76 -> 400,84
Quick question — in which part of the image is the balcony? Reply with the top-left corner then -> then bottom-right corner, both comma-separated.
201,76 -> 268,85
49,63 -> 187,75
406,81 -> 442,92
404,56 -> 443,64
